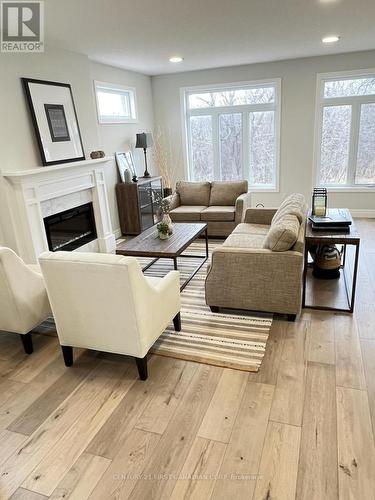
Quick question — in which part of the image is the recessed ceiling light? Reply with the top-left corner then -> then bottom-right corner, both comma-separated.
169,56 -> 184,63
322,35 -> 340,44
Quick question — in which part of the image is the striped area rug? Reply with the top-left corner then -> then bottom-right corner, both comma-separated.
131,239 -> 272,372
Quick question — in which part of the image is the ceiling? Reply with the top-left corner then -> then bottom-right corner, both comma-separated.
45,0 -> 375,76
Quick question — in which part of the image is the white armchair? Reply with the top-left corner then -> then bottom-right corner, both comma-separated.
0,247 -> 52,354
38,251 -> 181,380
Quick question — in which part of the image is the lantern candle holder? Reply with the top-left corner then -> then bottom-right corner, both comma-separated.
312,188 -> 327,216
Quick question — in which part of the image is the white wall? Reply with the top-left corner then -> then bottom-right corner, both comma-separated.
0,47 -> 154,246
89,61 -> 154,232
151,50 -> 375,212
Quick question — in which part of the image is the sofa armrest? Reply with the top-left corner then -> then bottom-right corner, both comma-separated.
235,192 -> 252,223
244,208 -> 278,225
163,192 -> 180,211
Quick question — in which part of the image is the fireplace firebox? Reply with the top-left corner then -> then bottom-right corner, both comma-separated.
43,203 -> 97,252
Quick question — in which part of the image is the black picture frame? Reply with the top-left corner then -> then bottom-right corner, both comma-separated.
22,78 -> 85,166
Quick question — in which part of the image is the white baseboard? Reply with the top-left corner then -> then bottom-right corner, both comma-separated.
350,209 -> 375,218
114,228 -> 122,239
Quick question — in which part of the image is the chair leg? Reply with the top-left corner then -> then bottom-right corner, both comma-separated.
210,306 -> 219,313
61,346 -> 73,367
287,314 -> 297,322
20,332 -> 33,355
173,312 -> 181,332
135,356 -> 148,381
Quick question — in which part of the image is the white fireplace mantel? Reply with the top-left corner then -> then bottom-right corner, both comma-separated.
1,158 -> 116,263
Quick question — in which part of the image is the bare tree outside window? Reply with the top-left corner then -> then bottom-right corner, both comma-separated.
219,113 -> 242,180
318,74 -> 375,187
185,82 -> 279,187
249,111 -> 275,186
190,115 -> 214,181
320,106 -> 351,185
324,78 -> 375,98
356,103 -> 375,184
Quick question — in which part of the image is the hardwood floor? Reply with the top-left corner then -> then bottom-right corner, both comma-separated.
0,219 -> 374,499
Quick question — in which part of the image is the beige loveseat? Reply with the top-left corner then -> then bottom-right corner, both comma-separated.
164,180 -> 251,237
205,194 -> 307,319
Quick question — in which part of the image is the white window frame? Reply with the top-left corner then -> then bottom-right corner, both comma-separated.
94,80 -> 138,124
313,69 -> 375,192
180,79 -> 281,191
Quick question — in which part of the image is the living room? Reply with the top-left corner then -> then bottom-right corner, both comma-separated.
0,0 -> 374,498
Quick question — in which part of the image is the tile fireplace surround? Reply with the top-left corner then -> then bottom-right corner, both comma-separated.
1,158 -> 116,263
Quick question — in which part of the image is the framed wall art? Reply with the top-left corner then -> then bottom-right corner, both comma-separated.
22,78 -> 85,166
115,151 -> 137,182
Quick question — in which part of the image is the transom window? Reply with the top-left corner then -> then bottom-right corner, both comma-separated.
316,71 -> 375,188
183,80 -> 281,190
94,81 -> 137,124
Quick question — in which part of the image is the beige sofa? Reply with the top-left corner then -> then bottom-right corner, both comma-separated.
205,194 -> 307,320
164,180 -> 251,237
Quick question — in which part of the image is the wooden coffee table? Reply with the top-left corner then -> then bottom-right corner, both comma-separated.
116,222 -> 208,290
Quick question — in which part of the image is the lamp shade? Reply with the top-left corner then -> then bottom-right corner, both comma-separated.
135,132 -> 153,149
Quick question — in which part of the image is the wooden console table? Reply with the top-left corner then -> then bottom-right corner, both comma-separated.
116,176 -> 163,235
302,208 -> 360,313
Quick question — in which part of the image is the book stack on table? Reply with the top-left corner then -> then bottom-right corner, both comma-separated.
308,208 -> 352,232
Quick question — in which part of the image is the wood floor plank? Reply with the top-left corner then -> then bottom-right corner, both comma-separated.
211,381 -> 274,500
253,421 -> 300,500
356,303 -> 375,340
336,386 -> 375,500
0,430 -> 28,466
88,429 -> 160,500
128,364 -> 222,500
361,340 -> 375,445
86,356 -> 182,459
335,315 -> 366,390
0,360 -> 122,500
169,437 -> 226,500
135,359 -> 197,435
296,362 -> 338,500
307,312 -> 335,365
248,319 -> 287,385
7,338 -> 60,383
0,356 -> 70,433
8,351 -> 99,436
0,379 -> 25,408
270,321 -> 308,426
9,488 -> 47,500
22,361 -> 134,496
198,368 -> 248,443
49,453 -> 111,500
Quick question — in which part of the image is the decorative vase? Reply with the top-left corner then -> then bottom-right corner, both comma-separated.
158,231 -> 169,240
124,169 -> 132,183
162,214 -> 173,234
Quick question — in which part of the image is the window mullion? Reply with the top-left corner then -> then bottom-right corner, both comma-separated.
348,102 -> 361,186
243,111 -> 250,183
212,114 -> 220,180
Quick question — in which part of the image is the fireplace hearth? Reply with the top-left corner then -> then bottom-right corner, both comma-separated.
44,203 -> 97,252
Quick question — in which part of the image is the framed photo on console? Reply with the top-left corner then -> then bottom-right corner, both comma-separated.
22,78 -> 85,166
115,151 -> 137,182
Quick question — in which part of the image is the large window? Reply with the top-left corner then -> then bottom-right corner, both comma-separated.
316,71 -> 375,188
182,81 -> 280,190
94,81 -> 137,124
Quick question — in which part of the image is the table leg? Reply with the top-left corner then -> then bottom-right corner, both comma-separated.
205,228 -> 209,259
302,243 -> 308,308
173,257 -> 178,271
349,241 -> 360,313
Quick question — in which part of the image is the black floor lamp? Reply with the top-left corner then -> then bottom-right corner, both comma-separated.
135,132 -> 153,178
